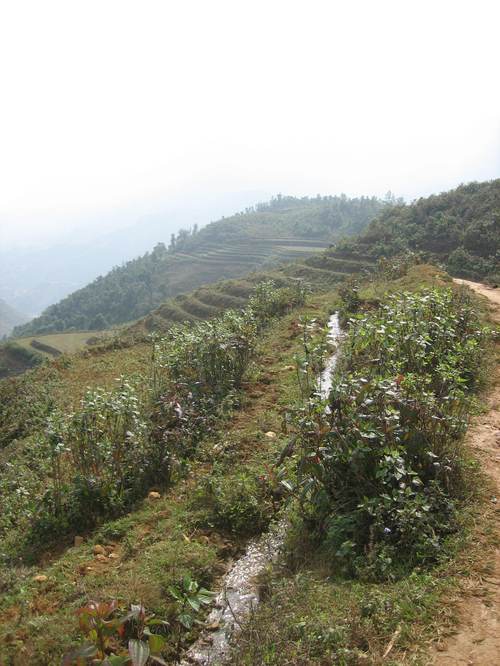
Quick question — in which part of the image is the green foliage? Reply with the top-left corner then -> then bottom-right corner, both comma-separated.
289,288 -> 490,579
34,380 -> 153,540
169,575 -> 214,630
0,282 -> 303,558
63,580 -> 213,664
2,340 -> 43,368
230,567 -> 450,664
149,281 -> 305,456
63,601 -> 169,665
333,179 -> 500,282
198,466 -> 273,535
338,278 -> 361,317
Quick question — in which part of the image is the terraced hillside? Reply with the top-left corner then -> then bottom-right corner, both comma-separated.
333,179 -> 500,282
0,243 -> 376,379
0,331 -> 111,379
0,228 -> 384,379
136,248 -> 376,333
13,195 -> 385,336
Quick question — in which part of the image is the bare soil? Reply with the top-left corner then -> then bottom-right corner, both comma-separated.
432,280 -> 500,665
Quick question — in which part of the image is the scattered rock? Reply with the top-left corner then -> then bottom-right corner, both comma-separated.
264,431 -> 277,439
206,621 -> 220,631
93,544 -> 106,555
74,536 -> 84,547
33,575 -> 48,583
148,491 -> 161,500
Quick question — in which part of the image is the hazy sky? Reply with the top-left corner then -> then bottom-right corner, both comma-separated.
0,0 -> 499,248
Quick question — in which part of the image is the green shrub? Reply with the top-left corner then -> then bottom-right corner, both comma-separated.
289,288 -> 490,578
0,282 -> 305,557
197,467 -> 272,535
3,341 -> 44,367
32,379 -> 155,540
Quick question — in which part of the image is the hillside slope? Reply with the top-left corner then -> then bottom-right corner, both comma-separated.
13,195 -> 385,336
0,190 -> 265,316
332,179 -> 500,281
0,298 -> 28,338
0,263 -> 491,665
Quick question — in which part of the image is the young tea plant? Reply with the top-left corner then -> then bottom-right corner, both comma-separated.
62,601 -> 169,665
288,288 -> 491,579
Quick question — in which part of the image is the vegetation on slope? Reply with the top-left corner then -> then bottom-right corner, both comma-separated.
13,194 -> 385,336
0,341 -> 44,379
0,236 -> 375,381
0,282 -> 305,559
0,281 -> 314,664
0,331 -> 111,380
332,179 -> 500,282
293,287 -> 488,576
0,259 -> 495,665
230,269 -> 495,665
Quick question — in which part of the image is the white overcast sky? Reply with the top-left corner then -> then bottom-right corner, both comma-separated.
0,0 -> 499,248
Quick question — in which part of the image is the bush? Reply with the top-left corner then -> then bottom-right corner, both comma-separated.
33,379 -> 155,539
0,281 -> 306,555
289,288 -> 490,578
197,467 -> 272,535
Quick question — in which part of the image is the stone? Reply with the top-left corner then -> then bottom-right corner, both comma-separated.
93,544 -> 106,555
206,621 -> 220,631
148,491 -> 161,500
95,554 -> 108,563
264,431 -> 277,439
33,575 -> 48,583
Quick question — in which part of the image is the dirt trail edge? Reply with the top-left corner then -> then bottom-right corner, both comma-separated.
432,279 -> 500,665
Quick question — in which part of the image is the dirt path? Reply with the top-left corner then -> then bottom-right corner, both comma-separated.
432,280 -> 500,665
454,278 -> 500,313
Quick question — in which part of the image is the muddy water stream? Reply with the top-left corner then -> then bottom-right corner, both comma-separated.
181,313 -> 342,665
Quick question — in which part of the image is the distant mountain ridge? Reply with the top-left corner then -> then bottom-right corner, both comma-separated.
13,194 -> 385,336
0,299 -> 28,338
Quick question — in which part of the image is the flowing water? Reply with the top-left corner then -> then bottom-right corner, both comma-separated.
181,313 -> 341,665
317,311 -> 342,400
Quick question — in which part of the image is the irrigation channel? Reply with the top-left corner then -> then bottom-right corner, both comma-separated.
181,313 -> 342,665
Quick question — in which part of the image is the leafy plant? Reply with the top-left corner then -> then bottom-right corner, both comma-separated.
198,467 -> 273,534
62,601 -> 169,665
287,288 -> 491,578
169,575 -> 215,630
0,282 -> 308,559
